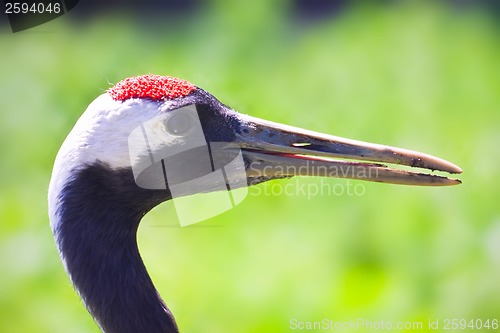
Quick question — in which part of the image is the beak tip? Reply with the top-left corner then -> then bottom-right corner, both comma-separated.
445,163 -> 463,175
441,175 -> 462,186
454,166 -> 463,174
428,158 -> 462,175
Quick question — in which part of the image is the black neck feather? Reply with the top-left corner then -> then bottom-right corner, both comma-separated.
53,162 -> 177,333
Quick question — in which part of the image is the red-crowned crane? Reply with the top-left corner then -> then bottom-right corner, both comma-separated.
48,75 -> 461,333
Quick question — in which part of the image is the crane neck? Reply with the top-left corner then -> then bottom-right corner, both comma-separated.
51,162 -> 177,333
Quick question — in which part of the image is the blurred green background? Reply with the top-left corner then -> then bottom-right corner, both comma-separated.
1,1 -> 499,332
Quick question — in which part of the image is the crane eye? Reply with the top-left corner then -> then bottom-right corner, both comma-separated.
165,112 -> 195,136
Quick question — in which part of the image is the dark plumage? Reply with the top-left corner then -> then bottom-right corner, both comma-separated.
56,162 -> 177,333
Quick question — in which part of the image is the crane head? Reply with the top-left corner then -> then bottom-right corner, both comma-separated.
51,74 -> 461,210
48,74 -> 462,333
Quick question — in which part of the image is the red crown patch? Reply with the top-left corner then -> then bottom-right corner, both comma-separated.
108,75 -> 196,101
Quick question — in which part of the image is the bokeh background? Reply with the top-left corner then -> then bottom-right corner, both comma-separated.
1,1 -> 499,332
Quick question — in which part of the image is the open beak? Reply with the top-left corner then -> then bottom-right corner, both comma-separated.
232,114 -> 462,186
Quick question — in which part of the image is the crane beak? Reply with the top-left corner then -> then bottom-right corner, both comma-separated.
231,114 -> 462,186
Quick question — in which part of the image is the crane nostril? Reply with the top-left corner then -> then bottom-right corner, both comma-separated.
292,142 -> 311,147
